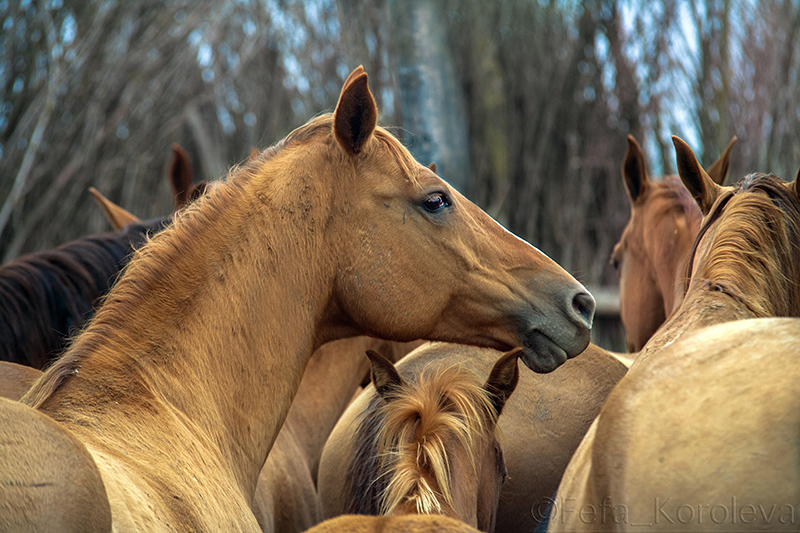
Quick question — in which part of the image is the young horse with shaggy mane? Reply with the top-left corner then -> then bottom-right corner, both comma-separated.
308,348 -> 522,533
318,342 -> 627,533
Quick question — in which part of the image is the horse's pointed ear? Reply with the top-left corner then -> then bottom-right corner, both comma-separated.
169,144 -> 195,209
706,136 -> 737,186
88,187 -> 140,231
427,162 -> 437,174
334,66 -> 378,155
672,136 -> 722,215
366,350 -> 405,402
484,348 -> 522,417
622,135 -> 649,204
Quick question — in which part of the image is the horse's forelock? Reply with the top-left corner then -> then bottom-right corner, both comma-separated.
373,364 -> 496,516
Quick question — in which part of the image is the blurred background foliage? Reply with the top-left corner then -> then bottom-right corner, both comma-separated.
1,0 -> 798,347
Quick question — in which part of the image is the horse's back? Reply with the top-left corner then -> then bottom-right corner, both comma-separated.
303,514 -> 482,532
496,343 -> 627,532
0,397 -> 111,532
552,318 -> 800,531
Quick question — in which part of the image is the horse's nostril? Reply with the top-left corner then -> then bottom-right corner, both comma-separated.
572,292 -> 596,328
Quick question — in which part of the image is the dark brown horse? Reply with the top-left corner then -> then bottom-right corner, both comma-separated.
611,135 -> 736,351
551,138 -> 800,531
0,144 -> 204,369
0,215 -> 170,368
1,67 -> 593,531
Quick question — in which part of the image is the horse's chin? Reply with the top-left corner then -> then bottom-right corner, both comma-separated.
521,330 -> 569,373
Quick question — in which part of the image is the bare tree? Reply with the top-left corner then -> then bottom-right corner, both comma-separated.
2,0 -> 798,349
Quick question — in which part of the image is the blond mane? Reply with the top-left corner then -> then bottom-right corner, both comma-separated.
686,173 -> 800,317
371,364 -> 497,516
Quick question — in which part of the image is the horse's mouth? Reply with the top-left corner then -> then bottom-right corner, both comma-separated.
520,330 -> 570,373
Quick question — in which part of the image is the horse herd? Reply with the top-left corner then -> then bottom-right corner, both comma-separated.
0,66 -> 797,532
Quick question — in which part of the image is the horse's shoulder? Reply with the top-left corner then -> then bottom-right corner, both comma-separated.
0,397 -> 111,532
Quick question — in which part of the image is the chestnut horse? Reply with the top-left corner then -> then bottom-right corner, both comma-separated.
1,67 -> 593,531
315,347 -> 521,532
319,341 -> 627,532
610,135 -> 736,351
3,146 -> 416,532
550,138 -> 800,531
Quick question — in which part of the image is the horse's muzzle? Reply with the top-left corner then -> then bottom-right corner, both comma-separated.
520,330 -> 569,373
518,287 -> 595,373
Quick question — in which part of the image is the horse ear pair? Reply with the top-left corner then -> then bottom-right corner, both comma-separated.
673,136 -> 800,216
366,347 -> 521,417
622,135 -> 736,208
334,66 -> 378,155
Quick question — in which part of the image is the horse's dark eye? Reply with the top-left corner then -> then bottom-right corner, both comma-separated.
422,193 -> 451,213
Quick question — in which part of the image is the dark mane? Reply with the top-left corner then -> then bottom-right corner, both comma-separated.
682,173 -> 800,315
0,216 -> 170,369
346,394 -> 389,516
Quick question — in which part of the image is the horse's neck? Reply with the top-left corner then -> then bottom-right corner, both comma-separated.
41,178 -> 337,498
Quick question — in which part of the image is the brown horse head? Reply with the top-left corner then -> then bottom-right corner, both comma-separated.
310,66 -> 593,372
611,134 -> 736,351
673,135 -> 800,318
365,348 -> 520,532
